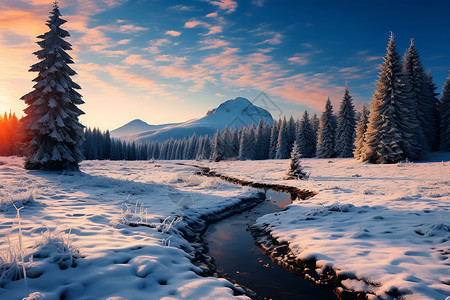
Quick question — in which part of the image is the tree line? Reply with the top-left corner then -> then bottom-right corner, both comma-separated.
0,112 -> 23,156
74,34 -> 450,164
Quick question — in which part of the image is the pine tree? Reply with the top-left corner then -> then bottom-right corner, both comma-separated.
316,98 -> 337,158
275,117 -> 290,159
363,33 -> 410,163
284,141 -> 308,180
402,39 -> 429,156
255,121 -> 270,160
354,105 -> 369,160
426,72 -> 441,151
269,120 -> 279,159
21,2 -> 84,170
287,116 -> 296,153
238,126 -> 256,160
210,129 -> 224,161
440,74 -> 450,151
296,110 -> 315,157
335,86 -> 356,157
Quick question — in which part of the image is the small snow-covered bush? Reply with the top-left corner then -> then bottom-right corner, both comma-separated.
306,203 -> 355,216
111,200 -> 149,227
328,203 -> 355,212
415,221 -> 450,237
0,185 -> 37,212
0,236 -> 33,287
33,228 -> 81,270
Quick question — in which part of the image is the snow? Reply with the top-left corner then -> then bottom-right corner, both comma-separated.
205,153 -> 450,299
0,157 -> 255,299
1,153 -> 448,299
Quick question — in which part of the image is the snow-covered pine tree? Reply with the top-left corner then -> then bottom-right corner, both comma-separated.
269,120 -> 279,159
275,117 -> 290,159
284,141 -> 308,180
287,116 -> 296,153
203,136 -> 212,160
210,129 -> 224,161
426,72 -> 441,151
402,39 -> 429,156
255,121 -> 270,160
440,74 -> 450,152
310,113 -> 319,156
334,86 -> 356,157
316,98 -> 337,158
21,2 -> 84,170
363,33 -> 410,163
296,110 -> 315,157
229,127 -> 239,159
354,105 -> 369,161
238,126 -> 256,160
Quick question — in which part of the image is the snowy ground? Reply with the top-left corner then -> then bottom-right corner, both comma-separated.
206,153 -> 450,299
0,157 -> 256,300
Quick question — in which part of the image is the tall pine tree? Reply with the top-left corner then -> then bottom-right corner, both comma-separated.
316,98 -> 337,158
440,74 -> 450,152
363,33 -> 411,163
335,86 -> 356,157
402,39 -> 429,156
296,110 -> 315,158
426,72 -> 441,151
354,105 -> 369,161
21,2 -> 85,170
275,117 -> 290,159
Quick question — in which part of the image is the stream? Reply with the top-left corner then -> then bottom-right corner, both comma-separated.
205,190 -> 336,300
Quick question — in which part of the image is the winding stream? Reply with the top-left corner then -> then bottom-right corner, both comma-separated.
205,190 -> 336,300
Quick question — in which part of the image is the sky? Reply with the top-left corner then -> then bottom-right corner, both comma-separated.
0,0 -> 449,130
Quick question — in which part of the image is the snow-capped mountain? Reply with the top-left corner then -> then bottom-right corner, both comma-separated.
110,119 -> 180,138
112,97 -> 274,142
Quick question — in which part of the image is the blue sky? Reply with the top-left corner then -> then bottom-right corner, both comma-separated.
1,0 -> 449,130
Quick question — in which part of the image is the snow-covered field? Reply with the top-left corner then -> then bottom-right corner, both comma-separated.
1,154 -> 449,299
206,153 -> 450,299
0,157 -> 256,300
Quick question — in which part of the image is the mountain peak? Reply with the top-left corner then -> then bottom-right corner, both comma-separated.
112,96 -> 274,141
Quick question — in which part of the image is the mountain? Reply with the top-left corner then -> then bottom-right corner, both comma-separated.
112,97 -> 274,142
110,119 -> 180,139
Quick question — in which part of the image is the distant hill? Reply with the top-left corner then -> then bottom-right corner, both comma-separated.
110,119 -> 180,139
112,97 -> 274,142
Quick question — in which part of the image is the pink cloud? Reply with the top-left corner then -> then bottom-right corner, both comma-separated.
209,0 -> 238,13
206,12 -> 218,18
199,39 -> 231,50
184,20 -> 203,28
184,20 -> 222,35
166,30 -> 181,37
288,56 -> 309,66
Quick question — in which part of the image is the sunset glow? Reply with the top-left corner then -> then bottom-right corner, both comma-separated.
1,0 -> 449,130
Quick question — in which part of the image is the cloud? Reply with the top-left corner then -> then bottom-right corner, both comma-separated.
166,30 -> 181,37
209,0 -> 238,13
169,4 -> 195,11
206,12 -> 218,18
184,20 -> 203,28
257,33 -> 283,45
145,38 -> 172,54
206,25 -> 223,35
184,20 -> 222,35
118,39 -> 131,45
288,56 -> 309,66
199,38 -> 231,50
251,0 -> 266,7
